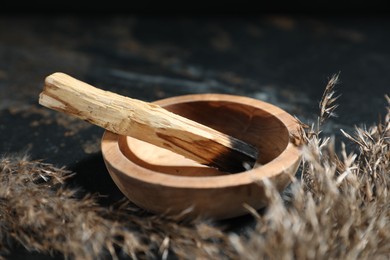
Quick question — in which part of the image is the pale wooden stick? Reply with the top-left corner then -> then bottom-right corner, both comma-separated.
39,72 -> 258,172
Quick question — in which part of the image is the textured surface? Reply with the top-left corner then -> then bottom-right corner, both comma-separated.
1,14 -> 389,258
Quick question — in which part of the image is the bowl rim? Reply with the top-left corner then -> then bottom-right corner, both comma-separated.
101,93 -> 302,189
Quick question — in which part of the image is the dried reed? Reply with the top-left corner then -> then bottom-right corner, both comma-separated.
1,74 -> 389,259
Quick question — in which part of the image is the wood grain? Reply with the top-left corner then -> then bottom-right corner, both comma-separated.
101,94 -> 302,220
39,72 -> 258,172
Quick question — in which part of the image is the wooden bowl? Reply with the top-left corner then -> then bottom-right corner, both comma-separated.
101,94 -> 302,220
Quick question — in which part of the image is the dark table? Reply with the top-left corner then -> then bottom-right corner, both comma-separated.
1,13 -> 389,258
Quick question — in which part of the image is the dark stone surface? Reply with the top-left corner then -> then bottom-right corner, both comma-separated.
0,14 -> 389,258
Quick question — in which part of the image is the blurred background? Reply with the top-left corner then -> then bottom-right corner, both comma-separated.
1,0 -> 390,15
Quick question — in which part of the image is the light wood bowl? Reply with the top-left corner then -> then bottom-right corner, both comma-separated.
101,94 -> 302,220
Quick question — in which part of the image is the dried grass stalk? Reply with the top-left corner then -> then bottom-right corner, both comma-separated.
319,72 -> 341,126
0,156 -> 235,260
230,78 -> 390,260
1,76 -> 389,260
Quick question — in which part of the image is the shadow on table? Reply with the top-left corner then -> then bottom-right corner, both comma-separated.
67,152 -> 126,206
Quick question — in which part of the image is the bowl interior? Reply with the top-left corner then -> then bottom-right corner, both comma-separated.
120,99 -> 290,176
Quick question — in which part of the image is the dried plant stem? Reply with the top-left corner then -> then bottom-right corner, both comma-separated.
0,156 -> 235,260
1,74 -> 390,260
318,72 -> 341,129
230,75 -> 390,260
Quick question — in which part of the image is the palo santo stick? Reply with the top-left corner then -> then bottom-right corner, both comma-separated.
39,72 -> 258,173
